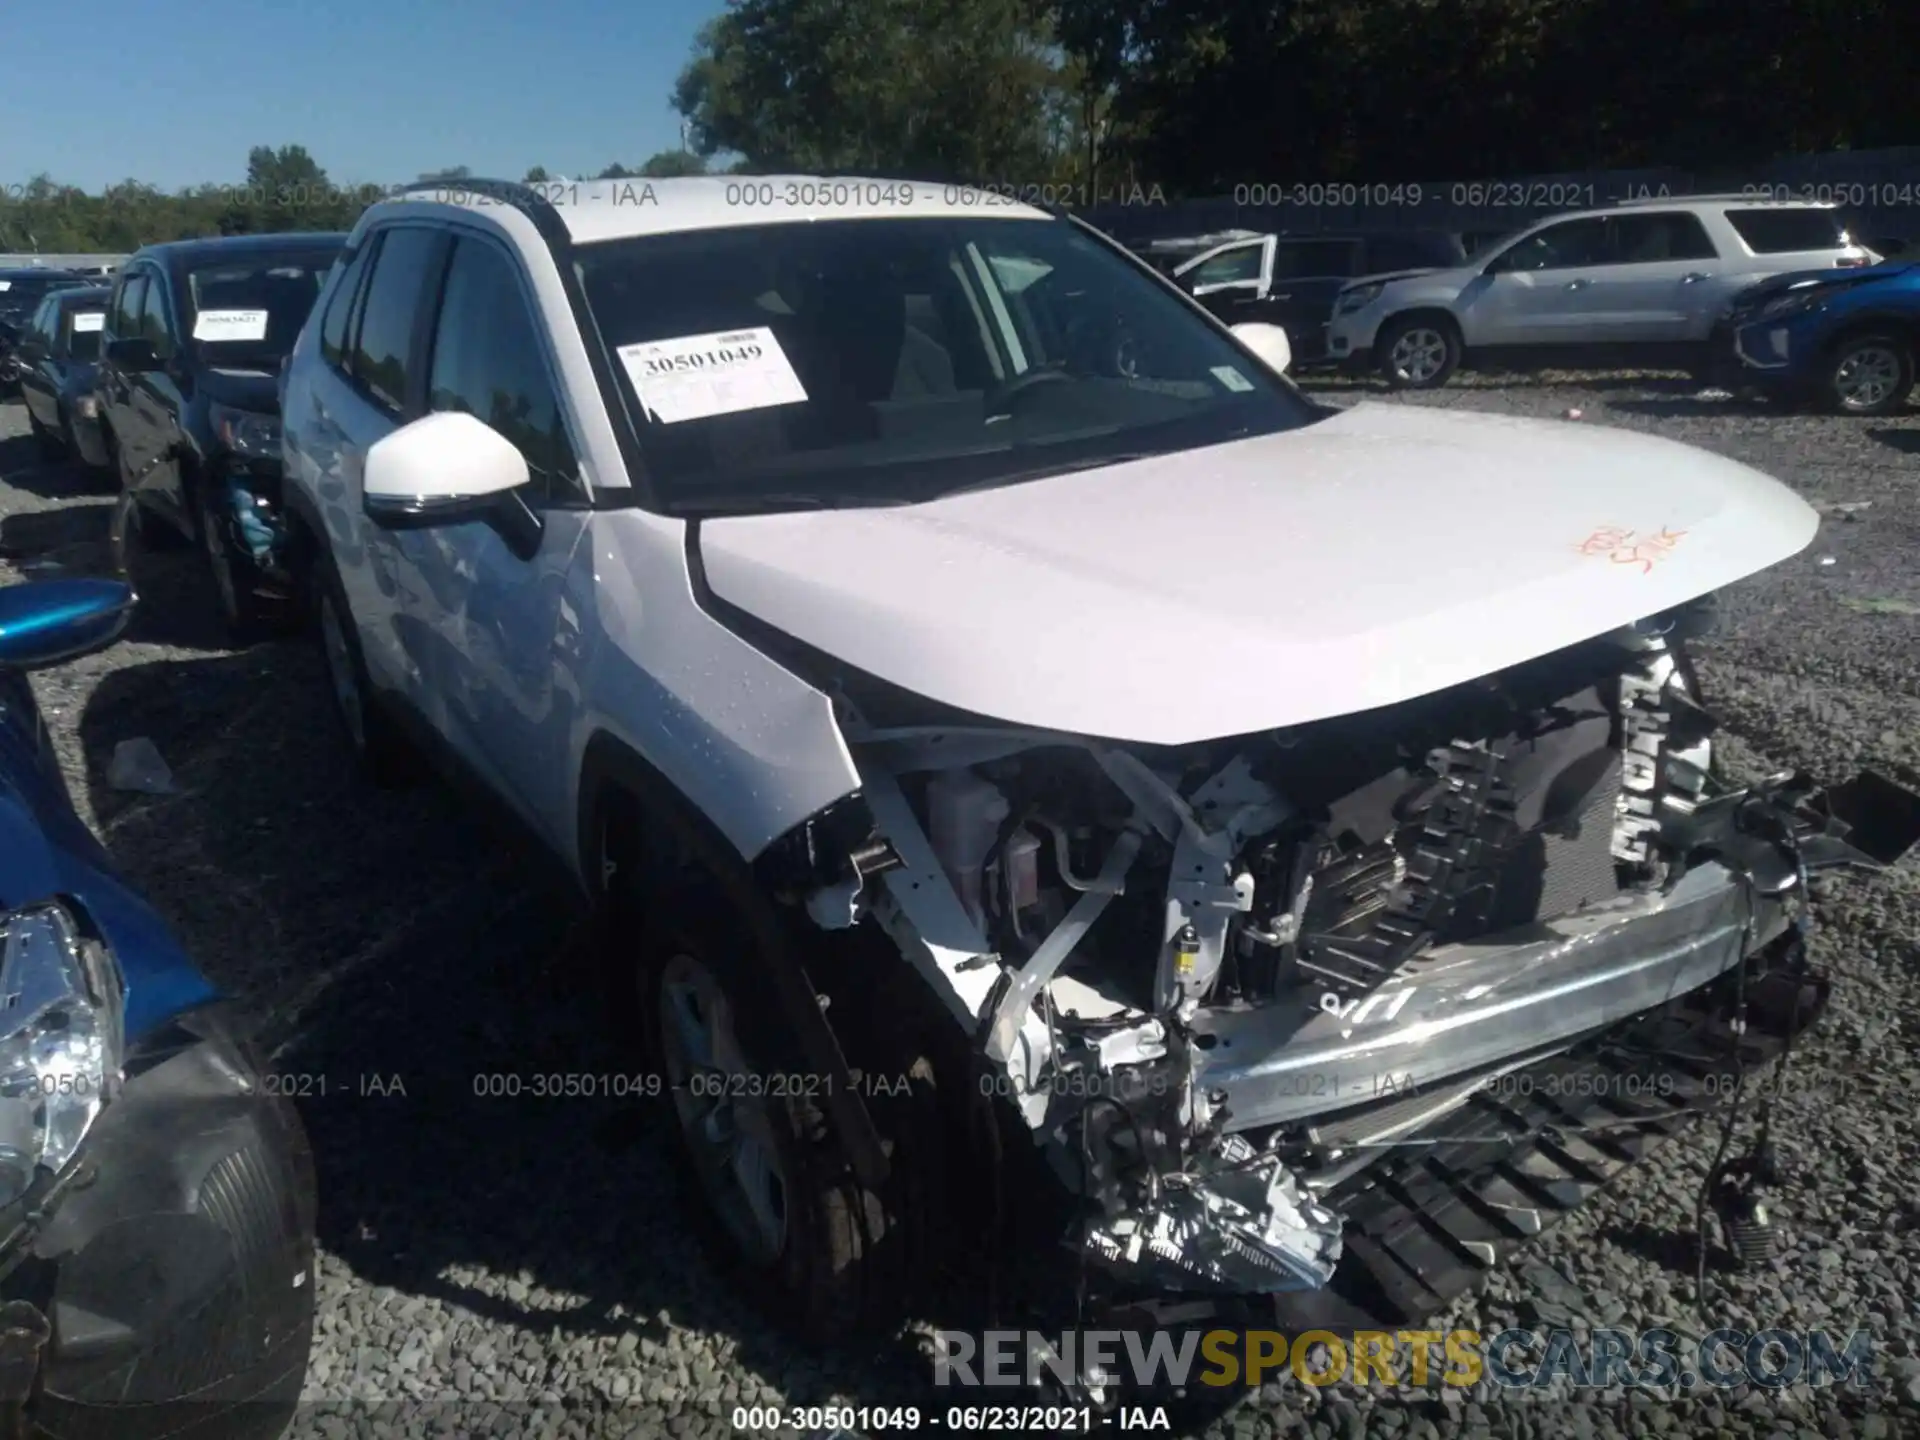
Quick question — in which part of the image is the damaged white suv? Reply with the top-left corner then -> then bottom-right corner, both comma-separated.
280,177 -> 1916,1344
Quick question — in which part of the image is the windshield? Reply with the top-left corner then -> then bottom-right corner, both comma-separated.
575,217 -> 1320,515
185,249 -> 340,364
64,307 -> 105,361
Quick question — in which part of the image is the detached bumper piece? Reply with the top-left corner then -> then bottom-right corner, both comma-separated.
8,1006 -> 317,1440
1292,950 -> 1827,1328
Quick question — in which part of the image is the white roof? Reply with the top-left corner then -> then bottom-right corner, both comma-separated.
393,176 -> 1052,246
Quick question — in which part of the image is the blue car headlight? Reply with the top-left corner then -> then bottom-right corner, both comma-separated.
1756,288 -> 1825,322
209,403 -> 282,462
0,901 -> 124,1205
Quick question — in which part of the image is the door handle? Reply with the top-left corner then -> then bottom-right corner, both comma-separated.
1565,278 -> 1591,291
1680,272 -> 1709,283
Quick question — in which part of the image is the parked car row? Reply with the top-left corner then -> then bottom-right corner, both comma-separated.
0,268 -> 101,391
1154,195 -> 1916,413
5,176 -> 1919,1430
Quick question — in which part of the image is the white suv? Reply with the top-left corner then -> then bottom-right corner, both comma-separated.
278,177 -> 1892,1342
1327,197 -> 1878,387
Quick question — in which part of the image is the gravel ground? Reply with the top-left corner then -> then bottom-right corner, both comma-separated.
1,372 -> 1917,1440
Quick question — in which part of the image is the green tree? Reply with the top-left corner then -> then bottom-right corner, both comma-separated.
639,149 -> 708,177
597,163 -> 637,179
674,0 -> 1069,183
523,165 -> 552,182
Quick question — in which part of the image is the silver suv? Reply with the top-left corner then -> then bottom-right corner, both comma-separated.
1327,197 -> 1879,387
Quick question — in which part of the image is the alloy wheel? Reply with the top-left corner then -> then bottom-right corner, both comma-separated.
656,950 -> 790,1266
1389,326 -> 1449,384
1833,344 -> 1903,413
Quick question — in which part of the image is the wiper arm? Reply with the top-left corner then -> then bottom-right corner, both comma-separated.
673,491 -> 917,518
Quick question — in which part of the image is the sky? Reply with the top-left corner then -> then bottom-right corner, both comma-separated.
3,0 -> 727,192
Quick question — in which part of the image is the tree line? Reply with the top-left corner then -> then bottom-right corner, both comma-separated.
8,0 -> 1918,253
0,145 -> 713,255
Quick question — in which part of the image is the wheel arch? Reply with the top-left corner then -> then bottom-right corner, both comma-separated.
578,730 -> 892,1189
1822,312 -> 1920,359
1378,306 -> 1464,343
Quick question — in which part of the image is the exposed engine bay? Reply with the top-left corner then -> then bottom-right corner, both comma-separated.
793,599 -> 1903,1301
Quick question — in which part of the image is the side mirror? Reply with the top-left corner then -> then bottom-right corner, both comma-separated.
1230,321 -> 1292,376
363,411 -> 531,528
0,578 -> 136,670
105,336 -> 160,372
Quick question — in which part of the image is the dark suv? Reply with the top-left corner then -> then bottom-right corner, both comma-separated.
96,233 -> 346,638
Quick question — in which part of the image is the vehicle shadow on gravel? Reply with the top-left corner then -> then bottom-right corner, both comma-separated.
74,643 -> 1011,1419
1867,426 -> 1920,454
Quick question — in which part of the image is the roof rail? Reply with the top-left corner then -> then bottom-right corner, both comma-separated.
385,177 -> 571,244
1608,190 -> 1834,207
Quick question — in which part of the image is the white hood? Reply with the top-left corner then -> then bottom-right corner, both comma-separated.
697,403 -> 1819,745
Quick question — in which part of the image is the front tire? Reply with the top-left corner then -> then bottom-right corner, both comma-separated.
192,481 -> 277,644
632,886 -> 928,1339
1376,314 -> 1461,389
27,407 -> 64,460
314,559 -> 415,787
1823,333 -> 1913,416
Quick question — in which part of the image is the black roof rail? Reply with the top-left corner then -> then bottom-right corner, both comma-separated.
386,177 -> 571,246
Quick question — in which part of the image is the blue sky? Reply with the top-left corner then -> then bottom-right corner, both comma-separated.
4,0 -> 726,192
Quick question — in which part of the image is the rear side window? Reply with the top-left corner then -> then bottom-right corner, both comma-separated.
351,228 -> 445,414
320,243 -> 374,370
1613,213 -> 1718,262
1724,208 -> 1848,254
425,238 -> 579,503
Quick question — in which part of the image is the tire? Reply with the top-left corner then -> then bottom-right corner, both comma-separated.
190,479 -> 280,644
1376,313 -> 1461,389
314,558 -> 415,787
27,407 -> 65,460
113,435 -> 189,552
631,882 -> 930,1339
1822,333 -> 1914,416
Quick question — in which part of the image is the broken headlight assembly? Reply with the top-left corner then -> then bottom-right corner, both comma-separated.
210,403 -> 282,462
0,902 -> 124,1207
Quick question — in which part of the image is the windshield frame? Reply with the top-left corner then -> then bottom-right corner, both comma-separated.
571,211 -> 1323,518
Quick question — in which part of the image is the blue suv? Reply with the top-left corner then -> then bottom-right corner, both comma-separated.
1719,259 -> 1919,415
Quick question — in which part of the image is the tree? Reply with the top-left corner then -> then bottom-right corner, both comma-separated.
417,165 -> 472,182
524,165 -> 551,182
597,163 -> 637,179
674,0 -> 1068,183
640,149 -> 707,177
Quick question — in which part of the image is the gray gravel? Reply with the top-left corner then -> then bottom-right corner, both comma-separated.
2,373 -> 1917,1439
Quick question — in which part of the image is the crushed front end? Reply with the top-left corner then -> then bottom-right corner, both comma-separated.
811,602 -> 1920,1316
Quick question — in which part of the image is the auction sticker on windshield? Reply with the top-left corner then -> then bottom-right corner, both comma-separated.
616,326 -> 808,425
70,312 -> 105,333
193,308 -> 270,342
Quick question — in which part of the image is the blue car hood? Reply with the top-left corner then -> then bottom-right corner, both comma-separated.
1746,259 -> 1918,301
0,705 -> 214,1044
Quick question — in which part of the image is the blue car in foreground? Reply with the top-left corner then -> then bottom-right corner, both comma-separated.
0,578 -> 315,1439
1717,259 -> 1920,415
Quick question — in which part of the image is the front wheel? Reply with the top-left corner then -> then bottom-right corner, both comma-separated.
27,408 -> 64,461
633,890 -> 928,1339
1376,315 -> 1461,389
314,560 -> 415,787
193,482 -> 278,644
1823,334 -> 1913,416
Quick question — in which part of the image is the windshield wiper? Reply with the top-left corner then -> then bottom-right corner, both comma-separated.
673,491 -> 919,518
925,452 -> 1165,501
